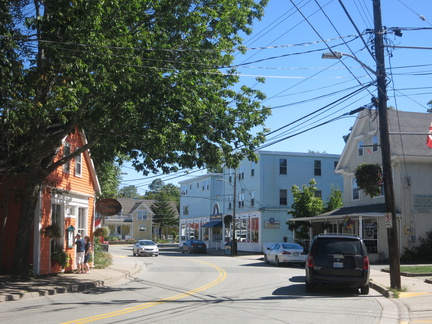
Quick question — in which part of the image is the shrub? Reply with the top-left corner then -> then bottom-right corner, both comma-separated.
94,226 -> 110,238
93,237 -> 113,269
51,248 -> 70,268
401,231 -> 432,262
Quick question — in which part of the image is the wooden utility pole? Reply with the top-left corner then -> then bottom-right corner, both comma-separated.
373,0 -> 401,289
232,170 -> 237,256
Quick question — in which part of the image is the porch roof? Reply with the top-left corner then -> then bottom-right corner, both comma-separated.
287,203 -> 401,222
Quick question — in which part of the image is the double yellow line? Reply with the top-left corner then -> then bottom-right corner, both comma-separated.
62,258 -> 227,324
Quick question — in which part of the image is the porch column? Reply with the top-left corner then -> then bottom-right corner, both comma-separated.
359,216 -> 363,238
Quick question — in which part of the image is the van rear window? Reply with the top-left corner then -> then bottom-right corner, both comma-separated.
315,238 -> 361,255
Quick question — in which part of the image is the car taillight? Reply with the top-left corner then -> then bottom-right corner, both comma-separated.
281,251 -> 292,255
363,256 -> 369,270
307,255 -> 313,267
192,244 -> 197,247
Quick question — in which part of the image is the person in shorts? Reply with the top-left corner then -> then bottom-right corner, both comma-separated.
83,235 -> 92,273
75,233 -> 85,273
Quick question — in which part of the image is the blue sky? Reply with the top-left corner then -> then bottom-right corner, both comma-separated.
121,0 -> 432,194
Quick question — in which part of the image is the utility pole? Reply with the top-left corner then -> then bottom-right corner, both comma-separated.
232,170 -> 237,256
373,0 -> 401,289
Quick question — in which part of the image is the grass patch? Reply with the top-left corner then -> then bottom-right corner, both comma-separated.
388,286 -> 407,299
400,266 -> 432,274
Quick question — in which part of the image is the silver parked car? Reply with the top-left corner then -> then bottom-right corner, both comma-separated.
133,240 -> 159,257
264,242 -> 307,266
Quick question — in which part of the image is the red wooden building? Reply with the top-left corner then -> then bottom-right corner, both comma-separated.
0,129 -> 100,275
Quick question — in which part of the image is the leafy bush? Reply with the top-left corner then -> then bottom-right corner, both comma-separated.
106,236 -> 120,241
94,226 -> 110,238
93,237 -> 113,269
401,231 -> 432,262
51,248 -> 70,268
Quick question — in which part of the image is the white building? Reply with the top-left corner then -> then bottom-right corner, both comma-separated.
179,150 -> 343,252
288,109 -> 432,263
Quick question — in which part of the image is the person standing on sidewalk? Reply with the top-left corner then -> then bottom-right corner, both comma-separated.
83,235 -> 92,273
75,233 -> 85,273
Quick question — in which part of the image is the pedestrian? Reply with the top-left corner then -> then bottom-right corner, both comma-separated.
83,235 -> 92,274
283,236 -> 288,243
75,233 -> 85,274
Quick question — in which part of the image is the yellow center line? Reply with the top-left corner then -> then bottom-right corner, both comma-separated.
62,258 -> 227,324
399,291 -> 432,298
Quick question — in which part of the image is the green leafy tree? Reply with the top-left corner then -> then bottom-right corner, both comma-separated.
118,185 -> 141,198
145,180 -> 180,212
147,179 -> 164,194
0,0 -> 270,277
96,161 -> 121,199
323,186 -> 343,212
427,100 -> 432,113
150,193 -> 178,240
287,179 -> 324,239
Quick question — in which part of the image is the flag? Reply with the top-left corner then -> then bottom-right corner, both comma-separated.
342,216 -> 355,229
427,122 -> 432,149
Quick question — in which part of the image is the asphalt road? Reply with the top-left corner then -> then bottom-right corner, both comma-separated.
0,245 -> 388,324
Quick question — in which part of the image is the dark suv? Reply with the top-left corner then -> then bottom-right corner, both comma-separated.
305,234 -> 370,294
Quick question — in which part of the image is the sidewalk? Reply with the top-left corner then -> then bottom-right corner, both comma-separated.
1,248 -> 431,322
0,252 -> 143,302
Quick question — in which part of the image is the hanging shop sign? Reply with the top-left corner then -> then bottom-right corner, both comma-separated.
96,198 -> 122,216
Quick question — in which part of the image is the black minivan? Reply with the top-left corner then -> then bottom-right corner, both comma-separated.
305,234 -> 370,294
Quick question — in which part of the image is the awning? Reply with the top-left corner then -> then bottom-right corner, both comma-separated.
287,203 -> 401,222
201,221 -> 223,228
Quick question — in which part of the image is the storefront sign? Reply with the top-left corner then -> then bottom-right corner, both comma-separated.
96,199 -> 122,216
364,223 -> 377,231
264,221 -> 280,229
413,194 -> 432,213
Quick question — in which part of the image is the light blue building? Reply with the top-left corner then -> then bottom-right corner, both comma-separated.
179,151 -> 343,252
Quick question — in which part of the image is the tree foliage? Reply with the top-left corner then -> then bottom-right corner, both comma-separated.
118,185 -> 141,198
323,186 -> 343,213
0,0 -> 270,276
288,181 -> 343,239
150,193 -> 178,240
97,161 -> 122,199
287,179 -> 324,239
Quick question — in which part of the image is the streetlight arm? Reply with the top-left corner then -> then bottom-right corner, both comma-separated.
322,51 -> 377,76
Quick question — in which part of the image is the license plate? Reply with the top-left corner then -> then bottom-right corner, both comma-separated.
333,262 -> 343,268
293,252 -> 299,256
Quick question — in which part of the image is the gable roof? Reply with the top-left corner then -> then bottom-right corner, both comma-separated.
79,129 -> 101,195
337,109 -> 432,169
116,198 -> 179,217
387,110 -> 432,157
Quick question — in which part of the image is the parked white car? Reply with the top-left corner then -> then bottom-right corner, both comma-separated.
133,240 -> 159,257
264,242 -> 307,266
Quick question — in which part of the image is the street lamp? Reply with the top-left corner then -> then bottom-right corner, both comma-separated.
217,172 -> 237,256
322,47 -> 401,288
321,51 -> 377,76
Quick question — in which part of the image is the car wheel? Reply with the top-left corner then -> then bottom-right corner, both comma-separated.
155,254 -> 159,257
360,285 -> 369,295
133,251 -> 136,256
275,256 -> 280,267
305,281 -> 314,293
264,254 -> 269,264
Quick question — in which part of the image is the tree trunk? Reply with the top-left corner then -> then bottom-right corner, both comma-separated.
13,176 -> 43,278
